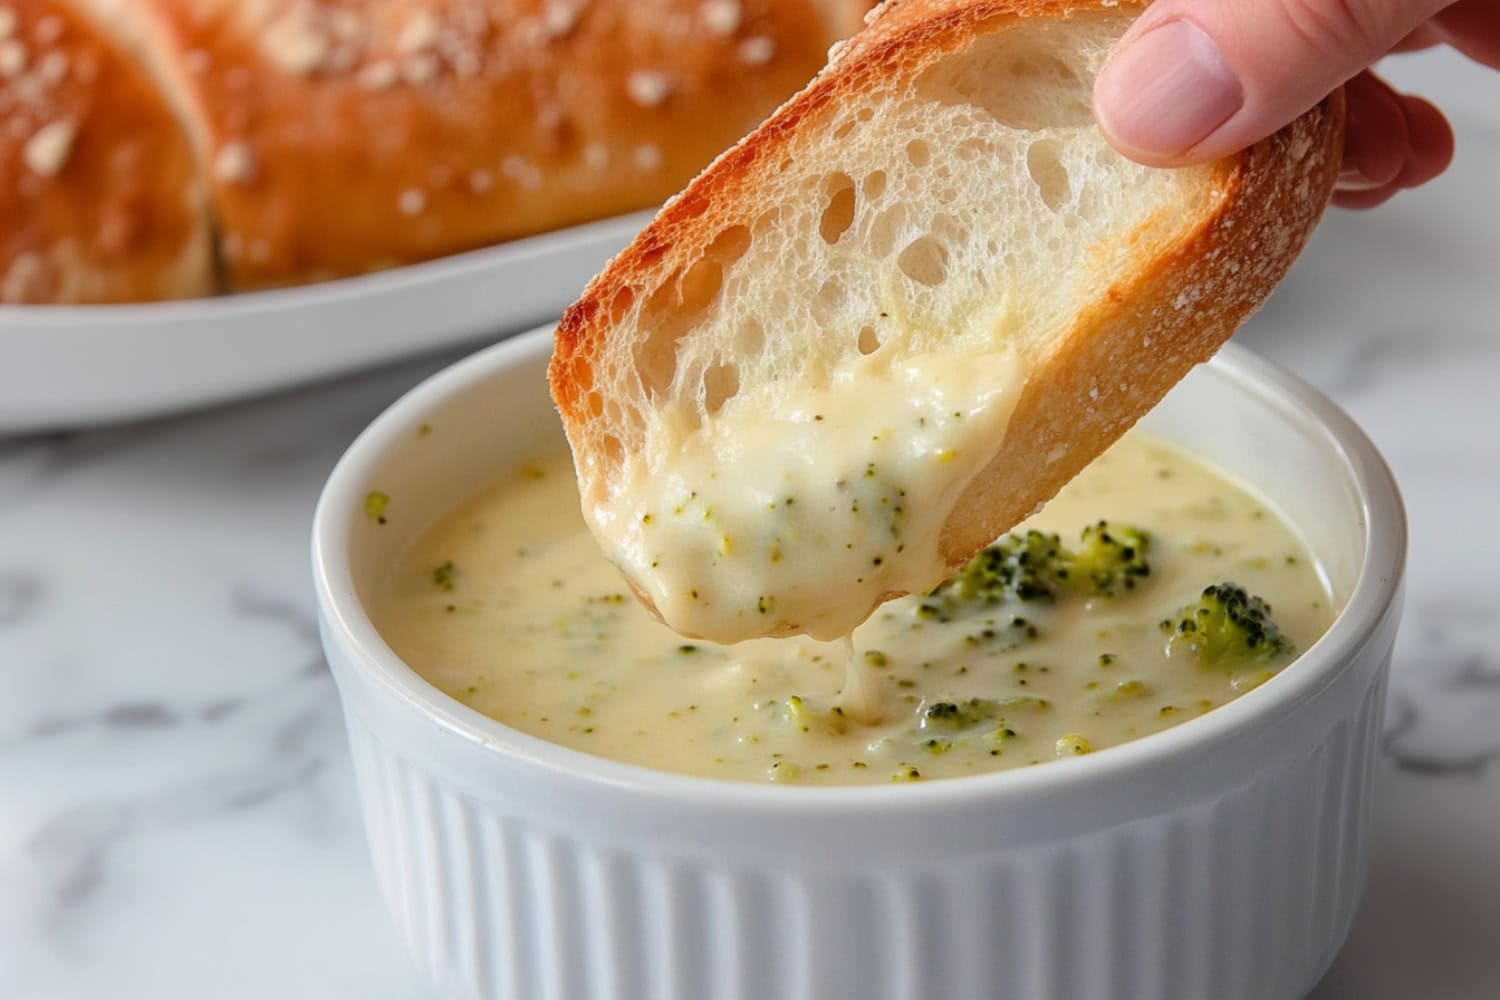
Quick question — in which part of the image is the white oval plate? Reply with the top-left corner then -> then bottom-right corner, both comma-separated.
0,210 -> 652,434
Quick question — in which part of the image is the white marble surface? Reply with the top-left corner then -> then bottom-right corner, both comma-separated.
4,50 -> 1499,1000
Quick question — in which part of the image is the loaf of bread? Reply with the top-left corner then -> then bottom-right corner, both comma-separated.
550,0 -> 1344,642
2,0 -> 874,303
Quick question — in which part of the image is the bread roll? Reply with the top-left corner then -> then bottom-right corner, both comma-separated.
74,0 -> 874,293
0,0 -> 211,304
550,0 -> 1344,642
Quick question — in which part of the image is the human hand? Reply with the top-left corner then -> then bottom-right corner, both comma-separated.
1092,0 -> 1498,208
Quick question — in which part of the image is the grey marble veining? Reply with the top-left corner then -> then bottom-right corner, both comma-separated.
0,351 -> 465,998
3,48 -> 1499,1000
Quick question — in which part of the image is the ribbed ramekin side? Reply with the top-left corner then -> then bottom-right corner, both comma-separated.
339,649 -> 1388,1000
970,658 -> 1387,1000
341,713 -> 415,966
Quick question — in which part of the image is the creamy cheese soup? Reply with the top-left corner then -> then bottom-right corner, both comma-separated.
374,431 -> 1333,786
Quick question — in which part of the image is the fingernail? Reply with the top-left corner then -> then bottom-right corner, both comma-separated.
1095,18 -> 1244,158
1337,168 -> 1390,192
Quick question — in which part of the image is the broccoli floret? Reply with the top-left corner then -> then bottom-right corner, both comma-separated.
1161,582 -> 1294,668
934,522 -> 1156,608
938,530 -> 1071,604
1070,521 -> 1152,596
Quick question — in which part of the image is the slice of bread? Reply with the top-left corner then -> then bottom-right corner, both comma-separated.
551,0 -> 1344,641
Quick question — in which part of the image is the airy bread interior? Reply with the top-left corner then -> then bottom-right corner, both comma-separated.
567,8 -> 1213,485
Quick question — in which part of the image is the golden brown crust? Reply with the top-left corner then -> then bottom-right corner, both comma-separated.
104,0 -> 873,292
550,0 -> 1345,594
0,0 -> 211,304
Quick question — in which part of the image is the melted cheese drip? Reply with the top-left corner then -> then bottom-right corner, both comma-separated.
375,432 -> 1336,786
837,634 -> 882,725
586,350 -> 1026,642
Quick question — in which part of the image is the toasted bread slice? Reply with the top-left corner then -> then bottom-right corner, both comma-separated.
551,0 -> 1344,642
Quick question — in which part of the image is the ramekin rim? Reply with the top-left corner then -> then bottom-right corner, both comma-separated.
311,325 -> 1406,811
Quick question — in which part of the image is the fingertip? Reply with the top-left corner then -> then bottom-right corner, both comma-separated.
1339,73 -> 1410,189
1332,87 -> 1454,209
1091,110 -> 1204,168
1332,185 -> 1401,210
1396,94 -> 1455,186
1092,16 -> 1245,166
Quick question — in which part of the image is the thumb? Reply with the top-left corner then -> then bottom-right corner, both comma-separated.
1094,0 -> 1449,165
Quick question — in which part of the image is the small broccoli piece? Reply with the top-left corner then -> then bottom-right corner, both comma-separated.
938,531 -> 1071,604
1161,582 -> 1294,668
914,698 -> 1031,754
363,491 -> 390,524
431,560 -> 457,591
767,760 -> 801,783
1070,521 -> 1152,596
920,697 -> 1003,731
783,695 -> 812,730
781,695 -> 849,736
916,698 -> 1024,757
917,695 -> 1050,731
1055,734 -> 1094,756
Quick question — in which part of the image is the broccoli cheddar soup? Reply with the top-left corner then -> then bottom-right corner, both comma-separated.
374,431 -> 1335,786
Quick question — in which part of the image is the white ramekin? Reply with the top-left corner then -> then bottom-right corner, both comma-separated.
313,325 -> 1405,1000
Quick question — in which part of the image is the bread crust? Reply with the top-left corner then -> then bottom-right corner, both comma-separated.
551,0 -> 1345,600
97,0 -> 873,292
0,0 -> 211,304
